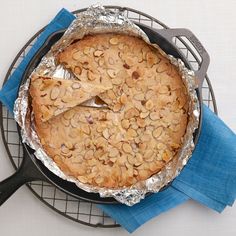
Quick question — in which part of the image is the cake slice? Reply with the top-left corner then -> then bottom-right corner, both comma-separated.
30,75 -> 112,123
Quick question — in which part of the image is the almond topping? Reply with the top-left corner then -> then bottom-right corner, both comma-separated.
94,50 -> 103,57
102,128 -> 110,139
120,93 -> 128,104
121,119 -> 130,129
109,37 -> 119,45
107,69 -> 118,78
122,143 -> 133,154
132,71 -> 140,80
71,82 -> 81,89
84,150 -> 94,160
50,86 -> 60,100
109,148 -> 119,158
153,127 -> 163,138
145,100 -> 154,110
149,112 -> 160,121
134,93 -> 145,101
74,66 -> 82,75
108,57 -> 115,65
77,176 -> 88,184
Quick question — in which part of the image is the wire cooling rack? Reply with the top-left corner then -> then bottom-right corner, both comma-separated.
0,6 -> 217,228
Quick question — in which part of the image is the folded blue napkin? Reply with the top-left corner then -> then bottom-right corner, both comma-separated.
1,8 -> 236,234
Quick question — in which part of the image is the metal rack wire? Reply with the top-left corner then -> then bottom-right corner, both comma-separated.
0,6 -> 217,228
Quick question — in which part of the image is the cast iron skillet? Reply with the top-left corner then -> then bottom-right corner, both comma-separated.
0,23 -> 209,206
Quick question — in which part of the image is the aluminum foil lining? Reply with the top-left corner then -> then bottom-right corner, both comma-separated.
14,4 -> 200,206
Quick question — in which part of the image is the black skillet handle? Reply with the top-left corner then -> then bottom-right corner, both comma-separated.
0,150 -> 44,206
155,28 -> 210,88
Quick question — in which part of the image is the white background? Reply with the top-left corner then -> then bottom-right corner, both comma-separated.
0,0 -> 236,235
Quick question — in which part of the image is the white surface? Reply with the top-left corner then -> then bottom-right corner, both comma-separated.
0,0 -> 236,235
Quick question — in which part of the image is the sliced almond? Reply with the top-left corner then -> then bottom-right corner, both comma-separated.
98,153 -> 108,161
146,90 -> 155,100
84,150 -> 93,160
170,124 -> 181,132
122,143 -> 133,154
138,142 -> 147,152
126,76 -> 135,87
63,110 -> 75,120
144,150 -> 154,159
61,144 -> 70,154
138,169 -> 149,180
102,128 -> 110,139
112,77 -> 123,85
87,70 -> 96,81
157,60 -> 169,73
94,148 -> 104,159
178,95 -> 187,108
118,43 -> 124,50
113,103 -> 122,112
95,176 -> 104,184
127,128 -> 137,138
74,66 -> 82,75
131,123 -> 139,130
171,142 -> 180,149
132,71 -> 140,80
110,157 -> 117,163
149,112 -> 160,121
109,37 -> 119,45
71,82 -> 81,89
157,142 -> 166,150
140,111 -> 149,119
117,155 -> 127,165
108,57 -> 115,65
146,51 -> 159,67
109,148 -> 119,158
127,155 -> 135,165
124,108 -> 139,119
145,100 -> 154,110
77,176 -> 88,184
72,51 -> 82,60
123,63 -> 130,69
149,162 -> 162,172
141,134 -> 152,142
94,50 -> 103,57
96,137 -> 107,148
65,142 -> 73,150
50,86 -> 60,100
134,93 -> 145,101
83,46 -> 91,55
98,58 -> 105,66
120,93 -> 128,104
107,69 -> 118,78
121,119 -> 130,129
134,153 -> 143,166
162,150 -> 172,162
159,86 -> 169,94
153,127 -> 163,139
107,90 -> 116,100
81,124 -> 90,135
136,117 -> 146,128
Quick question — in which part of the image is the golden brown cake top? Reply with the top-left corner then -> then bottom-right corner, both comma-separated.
32,33 -> 189,188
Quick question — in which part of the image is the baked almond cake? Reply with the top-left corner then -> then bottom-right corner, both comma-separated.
30,33 -> 188,188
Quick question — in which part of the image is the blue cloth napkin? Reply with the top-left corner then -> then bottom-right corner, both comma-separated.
1,8 -> 236,234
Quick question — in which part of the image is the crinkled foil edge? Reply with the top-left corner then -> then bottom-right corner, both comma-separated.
14,4 -> 200,206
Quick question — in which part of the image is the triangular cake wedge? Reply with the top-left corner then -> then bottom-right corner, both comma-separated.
29,75 -> 112,123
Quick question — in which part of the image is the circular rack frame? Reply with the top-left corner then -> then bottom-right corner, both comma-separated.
0,6 -> 217,228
